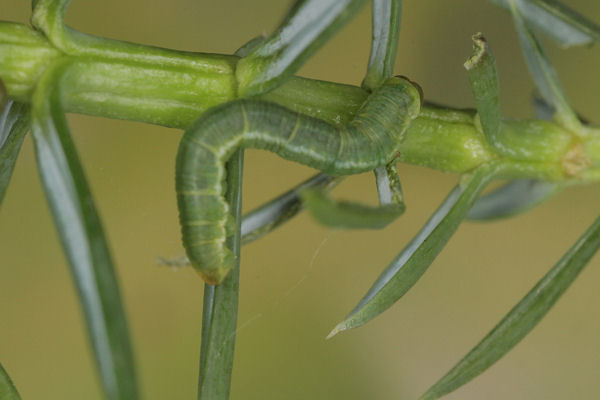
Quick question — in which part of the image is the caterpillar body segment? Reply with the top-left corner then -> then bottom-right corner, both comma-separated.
176,76 -> 421,284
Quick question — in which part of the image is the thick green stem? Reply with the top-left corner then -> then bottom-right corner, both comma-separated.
1,21 -> 599,181
197,149 -> 244,400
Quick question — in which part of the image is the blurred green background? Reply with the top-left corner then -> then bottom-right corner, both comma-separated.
1,1 -> 600,399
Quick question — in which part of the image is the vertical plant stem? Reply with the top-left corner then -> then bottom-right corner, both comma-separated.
197,149 -> 244,400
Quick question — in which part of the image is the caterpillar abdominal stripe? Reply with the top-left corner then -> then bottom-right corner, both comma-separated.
176,76 -> 422,284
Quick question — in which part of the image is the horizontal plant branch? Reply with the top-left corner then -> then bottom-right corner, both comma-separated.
1,21 -> 598,184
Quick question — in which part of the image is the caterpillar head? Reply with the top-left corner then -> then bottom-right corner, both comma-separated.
394,75 -> 424,108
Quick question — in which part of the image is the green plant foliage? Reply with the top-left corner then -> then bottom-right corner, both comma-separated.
465,33 -> 501,151
31,60 -> 138,400
362,0 -> 402,90
328,161 -> 514,337
1,1 -> 599,399
508,0 -> 581,133
0,99 -> 30,207
467,179 -> 561,220
301,188 -> 404,229
301,160 -> 406,232
490,0 -> 600,46
0,363 -> 21,400
241,172 -> 340,244
235,0 -> 369,97
421,214 -> 600,400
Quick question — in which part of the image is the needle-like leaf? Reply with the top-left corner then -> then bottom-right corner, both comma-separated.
0,100 -> 30,208
234,35 -> 266,58
302,188 -> 404,229
328,162 -> 508,337
532,94 -> 555,121
302,162 -> 405,230
31,0 -> 70,49
420,214 -> 600,400
532,94 -> 591,125
374,161 -> 403,206
242,172 -> 339,243
465,48 -> 560,220
31,60 -> 138,400
235,0 -> 369,97
489,0 -> 600,47
468,179 -> 560,220
465,33 -> 501,151
362,0 -> 402,90
508,0 -> 581,132
0,363 -> 21,400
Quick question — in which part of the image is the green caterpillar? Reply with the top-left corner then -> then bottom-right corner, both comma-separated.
176,76 -> 421,284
